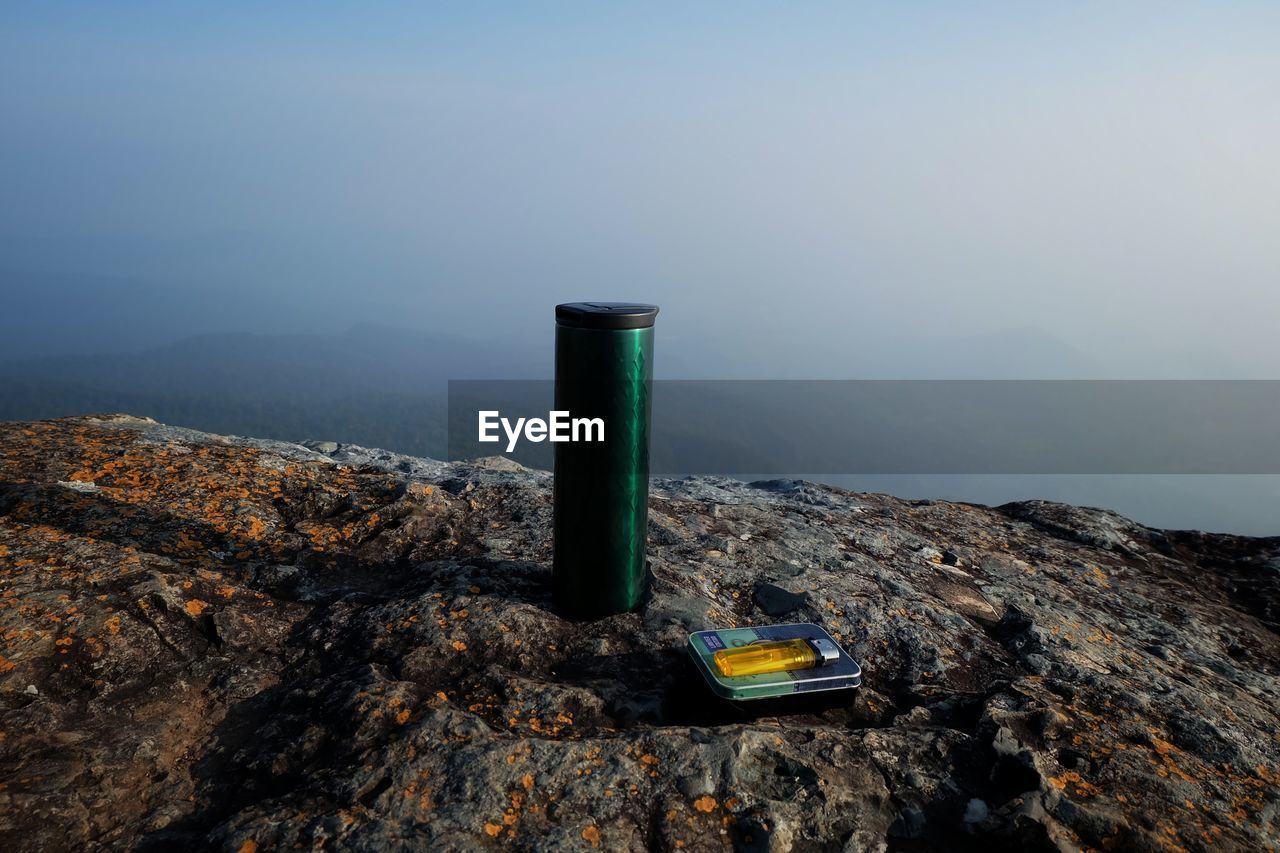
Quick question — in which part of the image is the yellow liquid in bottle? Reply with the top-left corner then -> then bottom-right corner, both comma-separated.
713,639 -> 817,677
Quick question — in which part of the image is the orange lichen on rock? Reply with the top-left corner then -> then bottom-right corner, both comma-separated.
185,599 -> 209,617
1047,771 -> 1102,798
581,825 -> 601,847
1148,738 -> 1199,784
693,795 -> 717,812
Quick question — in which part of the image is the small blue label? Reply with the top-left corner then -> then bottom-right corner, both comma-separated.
702,632 -> 726,651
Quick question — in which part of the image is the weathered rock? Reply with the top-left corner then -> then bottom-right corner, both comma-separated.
0,415 -> 1277,852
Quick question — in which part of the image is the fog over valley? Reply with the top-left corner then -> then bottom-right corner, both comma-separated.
3,3 -> 1277,533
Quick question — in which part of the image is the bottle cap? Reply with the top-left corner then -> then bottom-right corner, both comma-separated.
555,302 -> 659,330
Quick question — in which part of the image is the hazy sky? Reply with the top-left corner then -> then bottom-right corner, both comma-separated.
3,3 -> 1278,373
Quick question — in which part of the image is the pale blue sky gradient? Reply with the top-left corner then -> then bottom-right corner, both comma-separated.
3,3 -> 1278,374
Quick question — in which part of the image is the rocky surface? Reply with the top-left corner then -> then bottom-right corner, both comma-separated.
0,415 -> 1277,852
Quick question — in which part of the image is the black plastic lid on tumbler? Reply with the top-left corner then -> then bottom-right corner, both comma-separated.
555,302 -> 659,330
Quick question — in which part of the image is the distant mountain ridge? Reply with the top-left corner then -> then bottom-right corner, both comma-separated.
3,320 -> 1274,534
0,324 -> 545,456
0,323 -> 543,401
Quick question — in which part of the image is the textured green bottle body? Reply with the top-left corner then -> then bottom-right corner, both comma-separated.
552,325 -> 653,619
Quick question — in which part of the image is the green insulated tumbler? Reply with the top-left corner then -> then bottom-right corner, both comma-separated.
553,302 -> 658,619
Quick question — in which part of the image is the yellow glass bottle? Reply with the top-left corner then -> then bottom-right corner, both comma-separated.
713,639 -> 819,677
